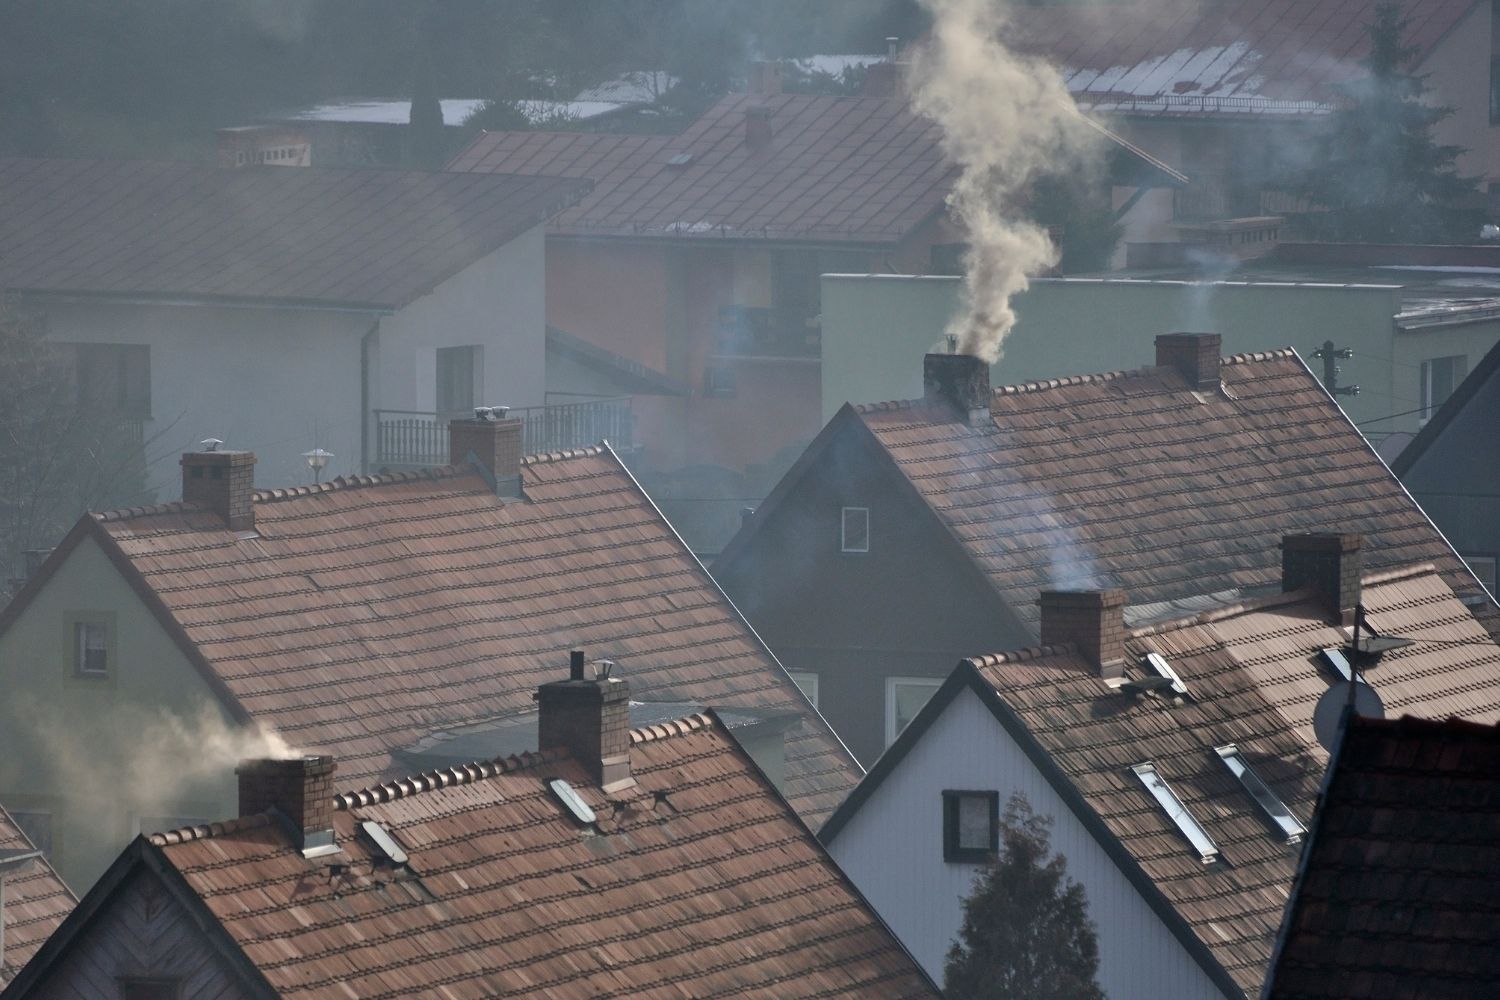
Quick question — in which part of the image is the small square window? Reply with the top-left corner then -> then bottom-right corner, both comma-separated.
788,671 -> 819,707
75,621 -> 109,676
841,506 -> 869,553
943,790 -> 999,862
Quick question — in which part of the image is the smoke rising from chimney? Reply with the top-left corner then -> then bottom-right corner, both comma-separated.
908,0 -> 1100,363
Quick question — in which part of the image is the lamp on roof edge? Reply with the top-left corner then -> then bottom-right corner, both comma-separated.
302,448 -> 333,484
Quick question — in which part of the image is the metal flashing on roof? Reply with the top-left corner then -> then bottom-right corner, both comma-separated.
1142,652 -> 1189,697
1131,762 -> 1219,863
1215,744 -> 1307,844
548,778 -> 597,826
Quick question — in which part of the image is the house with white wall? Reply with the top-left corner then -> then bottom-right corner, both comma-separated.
0,156 -> 591,498
819,542 -> 1500,997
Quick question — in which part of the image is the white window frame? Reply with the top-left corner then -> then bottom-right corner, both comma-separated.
885,676 -> 942,746
1419,354 -> 1467,423
788,671 -> 819,708
841,506 -> 869,553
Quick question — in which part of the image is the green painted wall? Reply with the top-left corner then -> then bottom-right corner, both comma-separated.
0,534 -> 237,892
821,275 -> 1500,439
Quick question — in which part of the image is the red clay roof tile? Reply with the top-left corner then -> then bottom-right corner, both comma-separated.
0,803 -> 75,985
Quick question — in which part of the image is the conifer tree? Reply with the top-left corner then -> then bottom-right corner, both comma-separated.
943,794 -> 1105,1000
1288,1 -> 1478,242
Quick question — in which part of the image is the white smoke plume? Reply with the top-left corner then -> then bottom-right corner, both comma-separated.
909,0 -> 1102,363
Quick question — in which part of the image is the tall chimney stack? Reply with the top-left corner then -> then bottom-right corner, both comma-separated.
449,408 -> 523,498
236,754 -> 337,857
181,445 -> 256,531
1281,532 -> 1363,625
923,352 -> 992,425
1155,333 -> 1222,390
537,652 -> 634,792
1039,589 -> 1127,680
745,106 -> 773,150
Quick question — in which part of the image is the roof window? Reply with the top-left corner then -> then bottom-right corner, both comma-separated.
1318,647 -> 1357,683
360,820 -> 409,866
1214,744 -> 1306,844
1131,762 -> 1218,863
1141,651 -> 1188,696
548,778 -> 597,826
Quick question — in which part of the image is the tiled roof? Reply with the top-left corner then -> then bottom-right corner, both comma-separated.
0,158 -> 589,308
78,448 -> 856,825
1006,0 -> 1478,117
142,716 -> 937,998
853,350 -> 1496,634
448,92 -> 956,245
1267,714 -> 1500,999
975,566 -> 1500,996
0,803 -> 74,984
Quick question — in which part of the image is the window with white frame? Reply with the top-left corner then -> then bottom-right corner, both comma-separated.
1419,355 -> 1467,422
1463,554 -> 1497,594
788,671 -> 819,708
942,790 -> 999,862
71,617 -> 111,678
885,676 -> 942,745
841,506 -> 869,553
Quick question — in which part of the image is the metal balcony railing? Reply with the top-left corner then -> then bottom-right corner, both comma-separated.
374,397 -> 634,468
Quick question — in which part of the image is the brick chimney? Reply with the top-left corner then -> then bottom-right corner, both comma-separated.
1155,333 -> 1222,390
861,37 -> 902,98
1282,532 -> 1363,625
747,61 -> 783,97
924,352 -> 992,425
181,446 -> 256,531
537,650 -> 634,792
236,754 -> 337,857
449,409 -> 523,498
1039,589 -> 1127,680
745,106 -> 773,150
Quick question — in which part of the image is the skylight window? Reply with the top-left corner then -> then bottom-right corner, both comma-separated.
1215,744 -> 1306,844
1142,652 -> 1189,696
1319,647 -> 1358,684
1130,762 -> 1219,863
360,820 -> 409,866
548,778 -> 597,826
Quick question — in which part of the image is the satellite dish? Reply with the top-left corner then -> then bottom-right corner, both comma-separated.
1313,680 -> 1385,753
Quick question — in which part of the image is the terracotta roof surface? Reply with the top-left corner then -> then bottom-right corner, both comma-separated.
0,803 -> 74,984
0,158 -> 589,308
1267,715 -> 1500,1000
854,350 -> 1496,634
87,449 -> 856,825
145,716 -> 937,998
1005,0 -> 1478,116
448,92 -> 956,244
972,565 -> 1500,996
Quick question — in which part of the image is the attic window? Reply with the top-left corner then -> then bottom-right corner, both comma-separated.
1141,652 -> 1188,696
1215,744 -> 1306,844
841,507 -> 870,553
942,790 -> 999,863
1318,648 -> 1357,684
1130,762 -> 1219,863
548,779 -> 597,826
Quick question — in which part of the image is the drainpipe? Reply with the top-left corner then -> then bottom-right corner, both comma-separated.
360,319 -> 380,473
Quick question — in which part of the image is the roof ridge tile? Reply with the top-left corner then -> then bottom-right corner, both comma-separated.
93,500 -> 201,522
964,642 -> 1077,668
521,445 -> 607,465
147,811 -> 271,846
334,748 -> 566,809
630,713 -> 714,743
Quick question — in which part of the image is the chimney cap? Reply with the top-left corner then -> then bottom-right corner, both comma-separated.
200,437 -> 224,452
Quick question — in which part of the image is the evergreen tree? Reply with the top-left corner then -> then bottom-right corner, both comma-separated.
944,794 -> 1106,1000
1287,1 -> 1478,242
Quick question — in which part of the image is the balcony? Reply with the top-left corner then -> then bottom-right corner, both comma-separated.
374,397 -> 634,469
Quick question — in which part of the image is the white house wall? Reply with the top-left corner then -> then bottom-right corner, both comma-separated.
0,535 -> 238,892
374,223 -> 547,418
38,298 -> 369,496
827,686 -> 1231,998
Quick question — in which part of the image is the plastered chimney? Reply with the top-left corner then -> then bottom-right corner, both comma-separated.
1039,589 -> 1127,680
923,352 -> 992,425
747,61 -> 783,97
537,651 -> 634,792
745,106 -> 773,150
1155,332 -> 1222,390
181,447 -> 256,531
449,410 -> 523,498
236,754 -> 337,857
1282,532 -> 1363,625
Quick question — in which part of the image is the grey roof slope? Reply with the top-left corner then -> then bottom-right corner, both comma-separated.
0,158 -> 589,308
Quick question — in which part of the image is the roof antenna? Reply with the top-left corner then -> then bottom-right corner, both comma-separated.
945,333 -> 958,354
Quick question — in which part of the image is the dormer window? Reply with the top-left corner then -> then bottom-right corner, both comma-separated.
841,506 -> 869,553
